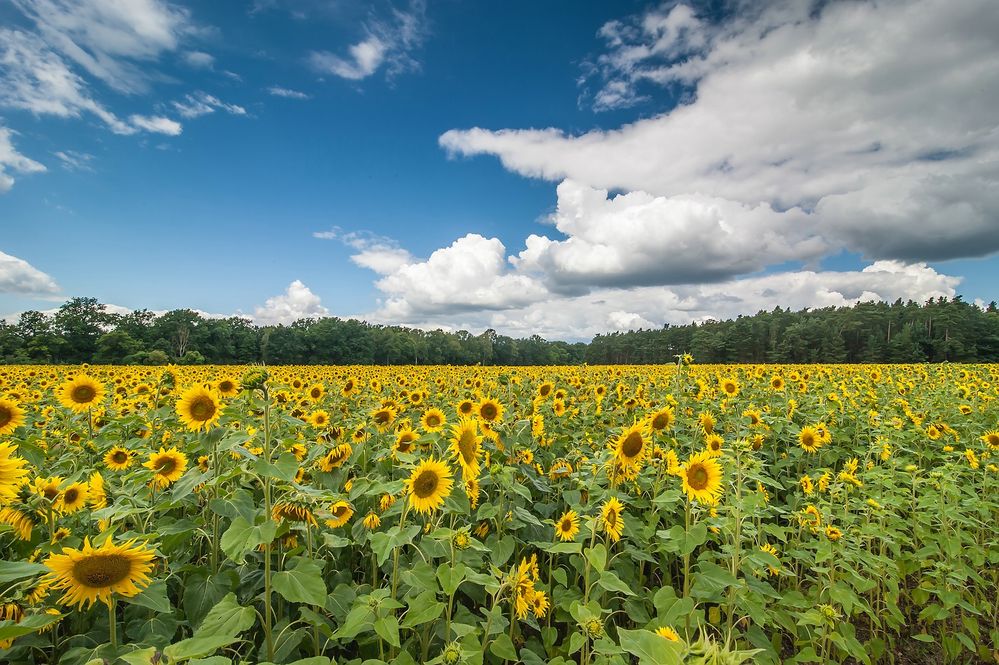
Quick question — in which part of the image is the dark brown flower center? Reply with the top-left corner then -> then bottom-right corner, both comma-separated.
621,432 -> 643,458
189,397 -> 216,421
457,429 -> 477,465
72,385 -> 96,404
155,457 -> 177,475
112,451 -> 128,464
480,403 -> 498,420
413,469 -> 439,498
687,464 -> 709,490
63,488 -> 80,504
72,554 -> 131,587
0,407 -> 11,427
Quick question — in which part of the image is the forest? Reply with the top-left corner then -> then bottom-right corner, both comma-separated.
1,296 -> 997,366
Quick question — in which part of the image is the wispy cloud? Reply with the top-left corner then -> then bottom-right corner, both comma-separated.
172,92 -> 247,119
314,227 -> 414,275
267,86 -> 310,100
53,149 -> 94,172
0,125 -> 46,193
129,114 -> 182,136
309,0 -> 428,81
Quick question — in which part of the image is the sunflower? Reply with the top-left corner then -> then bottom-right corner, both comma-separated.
549,458 -> 573,481
0,507 -> 34,540
420,407 -> 447,432
362,512 -> 381,530
144,447 -> 188,488
44,537 -> 156,608
216,377 -> 240,397
104,446 -> 134,471
58,482 -> 89,514
34,476 -> 63,503
719,377 -> 740,398
449,418 -> 482,479
759,543 -> 780,576
89,472 -> 107,510
825,526 -> 842,541
272,501 -> 317,525
981,430 -> 999,450
601,497 -> 625,543
176,386 -> 222,431
680,451 -> 723,505
798,426 -> 822,453
531,590 -> 550,618
406,458 -> 454,514
554,510 -> 579,541
308,410 -> 330,428
307,384 -> 325,402
613,421 -> 650,471
371,406 -> 397,432
475,398 -> 502,423
394,429 -> 419,455
325,501 -> 353,528
0,442 -> 29,502
0,398 -> 25,435
648,407 -> 675,432
341,376 -> 359,397
705,434 -> 724,457
316,443 -> 352,472
698,412 -> 715,435
770,375 -> 785,391
656,626 -> 681,641
56,375 -> 105,413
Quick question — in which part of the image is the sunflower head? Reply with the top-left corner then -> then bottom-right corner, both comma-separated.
57,376 -> 105,413
680,451 -> 723,505
406,458 -> 454,514
477,398 -> 503,423
0,398 -> 26,435
600,497 -> 625,543
554,510 -> 580,542
176,386 -> 222,431
44,538 -> 156,609
144,447 -> 188,488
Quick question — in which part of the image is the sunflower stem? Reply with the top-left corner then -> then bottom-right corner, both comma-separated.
107,597 -> 117,650
261,385 -> 275,663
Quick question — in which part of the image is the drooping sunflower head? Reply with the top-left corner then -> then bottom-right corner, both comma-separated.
43,537 -> 156,609
680,451 -> 723,505
316,443 -> 352,472
144,447 -> 188,488
272,501 -> 317,525
176,385 -> 222,431
57,376 -> 105,413
406,458 -> 454,514
0,398 -> 25,435
325,500 -> 354,528
656,626 -> 681,642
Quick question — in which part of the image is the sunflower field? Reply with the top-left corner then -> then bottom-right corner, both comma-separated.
0,362 -> 996,665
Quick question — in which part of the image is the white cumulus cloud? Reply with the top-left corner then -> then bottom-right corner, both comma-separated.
0,250 -> 60,295
253,280 -> 330,325
0,126 -> 46,193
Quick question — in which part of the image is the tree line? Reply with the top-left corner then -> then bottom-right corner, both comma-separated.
1,296 -> 996,366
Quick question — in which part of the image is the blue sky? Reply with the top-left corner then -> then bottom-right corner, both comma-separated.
1,0 -> 997,340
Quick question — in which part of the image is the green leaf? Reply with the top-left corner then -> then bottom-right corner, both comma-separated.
492,535 -> 515,567
490,634 -> 519,661
617,628 -> 684,665
335,605 -> 374,640
0,611 -> 64,640
164,635 -> 241,662
273,557 -> 328,606
585,544 -> 607,572
0,560 -> 47,584
252,452 -> 300,482
402,592 -> 445,628
545,542 -> 582,555
196,593 -> 255,639
220,517 -> 276,562
437,562 -> 466,596
120,647 -> 158,665
598,570 -> 635,596
911,633 -> 935,643
374,615 -> 401,648
124,580 -> 172,613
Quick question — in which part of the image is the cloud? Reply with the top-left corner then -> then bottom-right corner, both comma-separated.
369,233 -> 548,319
512,179 -> 827,289
129,114 -> 182,135
0,250 -> 60,294
172,92 -> 247,119
183,50 -> 214,68
365,258 -> 960,340
267,86 -> 310,100
314,226 -> 415,276
441,0 -> 999,272
253,280 -> 330,325
10,0 -> 195,93
309,0 -> 427,81
52,149 -> 94,172
0,125 -> 46,193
